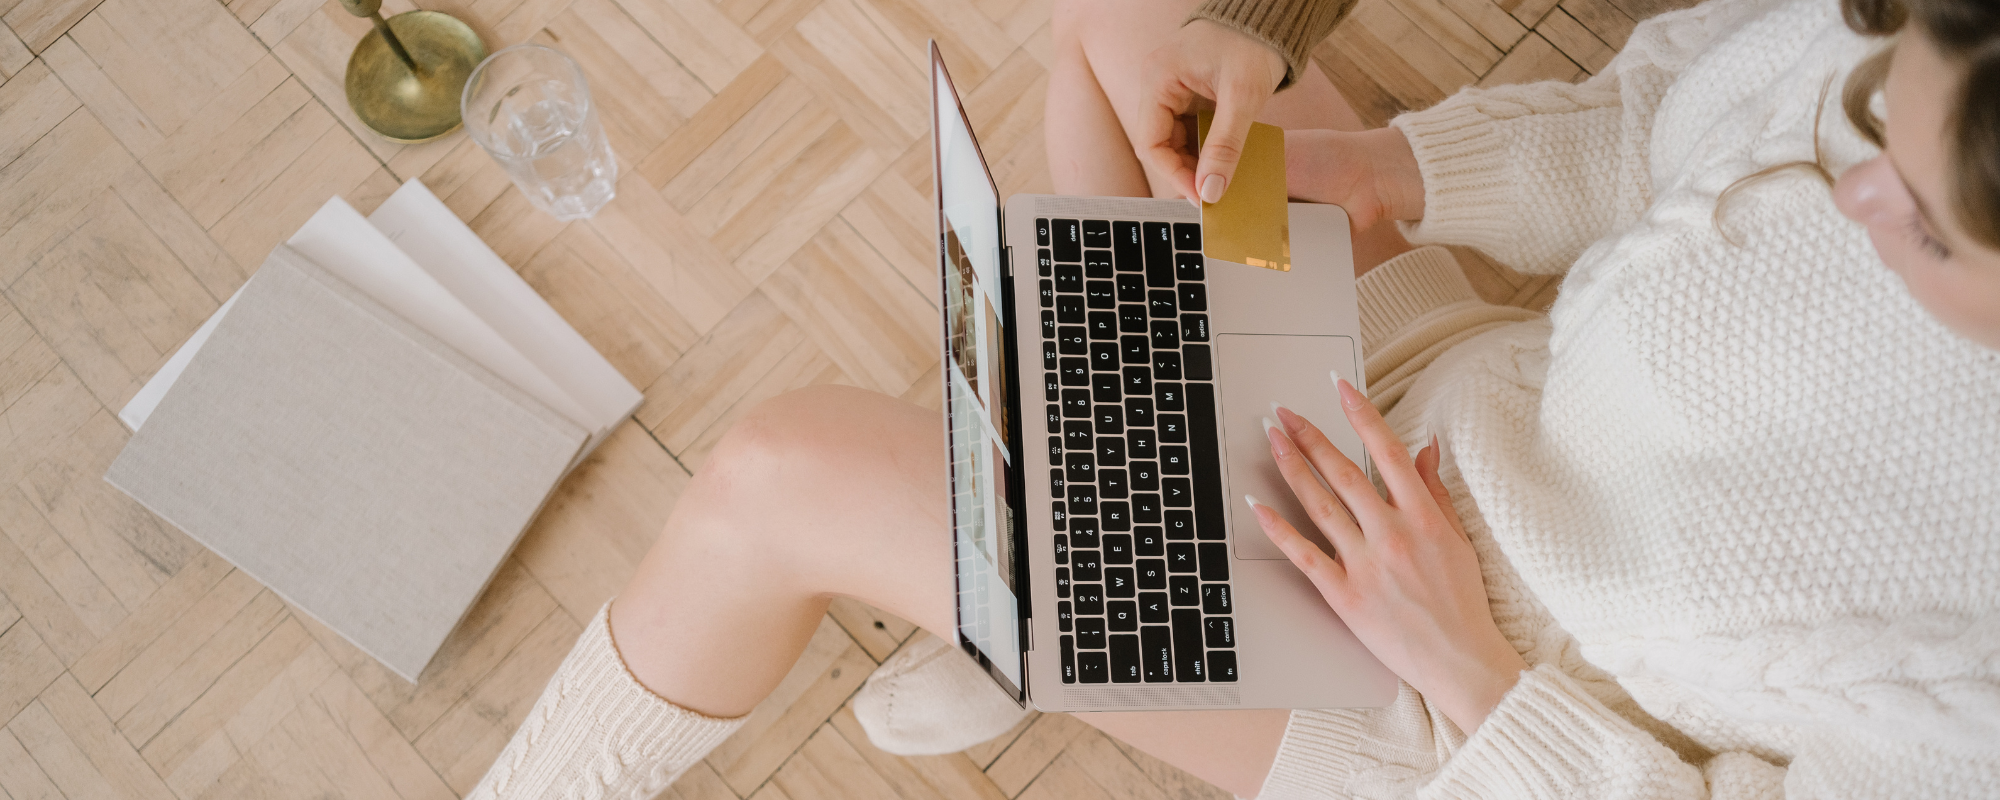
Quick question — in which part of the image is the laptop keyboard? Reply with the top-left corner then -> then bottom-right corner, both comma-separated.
1036,217 -> 1239,685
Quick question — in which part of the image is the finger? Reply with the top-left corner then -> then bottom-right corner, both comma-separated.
1264,416 -> 1365,555
1135,63 -> 1199,201
1416,435 -> 1471,541
1245,494 -> 1348,603
1272,404 -> 1392,531
1194,77 -> 1266,204
1333,375 -> 1431,506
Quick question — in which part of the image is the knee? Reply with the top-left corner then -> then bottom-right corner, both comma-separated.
700,385 -> 893,502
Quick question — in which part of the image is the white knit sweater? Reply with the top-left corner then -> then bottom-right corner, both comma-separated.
1260,0 -> 2000,796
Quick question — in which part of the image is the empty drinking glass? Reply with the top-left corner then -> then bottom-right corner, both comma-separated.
461,44 -> 616,220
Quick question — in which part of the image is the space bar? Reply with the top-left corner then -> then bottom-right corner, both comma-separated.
1186,383 -> 1226,540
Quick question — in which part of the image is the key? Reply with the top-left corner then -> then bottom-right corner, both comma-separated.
1141,626 -> 1173,682
1125,396 -> 1154,427
1133,493 -> 1161,523
1163,478 -> 1191,507
1165,510 -> 1195,539
1086,280 -> 1116,309
1056,567 -> 1071,597
1143,222 -> 1174,287
1097,436 -> 1126,466
1187,384 -> 1227,540
1062,390 -> 1091,418
1061,634 -> 1075,683
1159,414 -> 1186,443
1041,310 -> 1056,340
1183,344 -> 1212,380
1043,341 -> 1058,370
1205,616 -> 1235,648
1044,373 -> 1059,402
1131,460 -> 1160,491
1175,252 -> 1205,283
1070,517 -> 1100,549
1137,558 -> 1167,589
1202,583 -> 1233,614
1172,222 -> 1201,250
1050,468 -> 1065,496
1110,634 -> 1142,683
1113,222 -> 1142,269
1105,567 -> 1134,597
1101,501 -> 1130,530
1048,404 -> 1063,433
1064,421 -> 1092,451
1160,446 -> 1189,473
1060,357 -> 1088,386
1074,583 -> 1104,615
1122,367 -> 1153,398
1168,542 -> 1196,573
1085,250 -> 1114,278
1170,575 -> 1199,606
1156,381 -> 1184,411
1102,533 -> 1132,563
1038,248 -> 1053,276
1199,543 -> 1230,581
1090,341 -> 1119,373
1071,549 -> 1102,582
1135,527 -> 1165,556
1068,483 -> 1097,516
1177,283 -> 1207,312
1058,601 -> 1073,631
1118,304 -> 1149,333
1058,326 -> 1087,354
1037,219 -> 1051,247
1108,600 -> 1138,631
1148,289 -> 1178,318
1052,502 -> 1066,530
1052,533 -> 1069,564
1053,219 -> 1081,262
1209,650 -> 1238,682
1083,219 -> 1111,248
1078,651 -> 1108,683
1088,311 -> 1118,339
1054,263 -> 1083,293
1173,609 -> 1205,681
1099,467 -> 1127,497
1077,616 -> 1105,649
1128,427 -> 1158,460
1057,295 -> 1084,324
1116,273 -> 1146,303
1092,372 -> 1122,404
1150,319 -> 1180,350
1140,592 -> 1170,623
1182,314 -> 1209,343
1092,402 -> 1122,436
1153,351 -> 1182,382
1120,335 -> 1150,365
1048,437 -> 1063,465
1038,280 -> 1054,308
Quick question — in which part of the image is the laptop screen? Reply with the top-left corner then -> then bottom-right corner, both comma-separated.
932,44 -> 1024,698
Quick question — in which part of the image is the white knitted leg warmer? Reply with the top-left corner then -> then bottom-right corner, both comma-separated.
851,634 -> 1031,755
467,603 -> 745,800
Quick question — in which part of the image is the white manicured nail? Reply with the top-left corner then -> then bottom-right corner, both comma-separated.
1261,416 -> 1280,438
1200,174 -> 1226,204
1243,494 -> 1266,512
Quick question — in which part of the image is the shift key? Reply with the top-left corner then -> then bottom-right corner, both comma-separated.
1172,609 -> 1205,682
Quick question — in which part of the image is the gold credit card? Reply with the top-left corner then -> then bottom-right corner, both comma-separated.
1196,110 -> 1290,271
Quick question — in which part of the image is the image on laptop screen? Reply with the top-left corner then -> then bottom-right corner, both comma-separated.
934,48 -> 1022,695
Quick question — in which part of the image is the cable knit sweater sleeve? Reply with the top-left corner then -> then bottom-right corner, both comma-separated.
1386,0 -> 1758,274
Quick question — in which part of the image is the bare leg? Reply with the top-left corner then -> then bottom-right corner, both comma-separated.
610,386 -> 1287,798
1046,0 -> 1412,272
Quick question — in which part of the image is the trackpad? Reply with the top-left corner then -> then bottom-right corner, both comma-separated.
1213,334 -> 1367,560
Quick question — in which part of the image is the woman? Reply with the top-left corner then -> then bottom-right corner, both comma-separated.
469,0 -> 2000,796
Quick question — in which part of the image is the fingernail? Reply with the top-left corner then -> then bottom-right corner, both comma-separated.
1268,401 -> 1291,427
1263,417 -> 1290,455
1200,174 -> 1226,204
1243,494 -> 1266,512
1335,375 -> 1363,409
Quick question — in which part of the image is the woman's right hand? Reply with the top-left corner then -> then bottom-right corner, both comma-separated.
1285,127 -> 1426,230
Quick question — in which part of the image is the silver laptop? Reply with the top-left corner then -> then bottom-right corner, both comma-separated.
933,43 -> 1396,712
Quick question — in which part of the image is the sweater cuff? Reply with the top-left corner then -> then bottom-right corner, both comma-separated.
1355,245 -> 1480,356
1255,708 -> 1370,799
1390,101 -> 1519,251
1426,664 -> 1650,798
1187,0 -> 1357,89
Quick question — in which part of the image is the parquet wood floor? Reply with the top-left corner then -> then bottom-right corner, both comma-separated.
0,0 -> 1695,795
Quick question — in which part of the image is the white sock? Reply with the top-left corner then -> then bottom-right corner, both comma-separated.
468,603 -> 745,799
852,634 -> 1031,755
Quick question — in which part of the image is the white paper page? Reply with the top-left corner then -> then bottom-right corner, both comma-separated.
367,180 -> 640,439
121,289 -> 244,431
286,198 -> 594,429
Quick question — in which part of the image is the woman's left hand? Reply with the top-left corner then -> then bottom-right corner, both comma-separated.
1248,377 -> 1528,734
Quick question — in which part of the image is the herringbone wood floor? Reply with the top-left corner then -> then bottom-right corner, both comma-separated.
0,0 -> 1694,795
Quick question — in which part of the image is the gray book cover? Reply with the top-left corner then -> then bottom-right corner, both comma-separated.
106,245 -> 588,681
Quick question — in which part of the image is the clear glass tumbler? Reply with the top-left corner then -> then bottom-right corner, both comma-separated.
460,44 -> 616,220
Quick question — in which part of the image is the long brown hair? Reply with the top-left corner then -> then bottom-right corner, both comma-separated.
1717,0 -> 2000,250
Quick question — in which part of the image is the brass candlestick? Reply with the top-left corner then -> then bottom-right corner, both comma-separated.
340,0 -> 486,143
